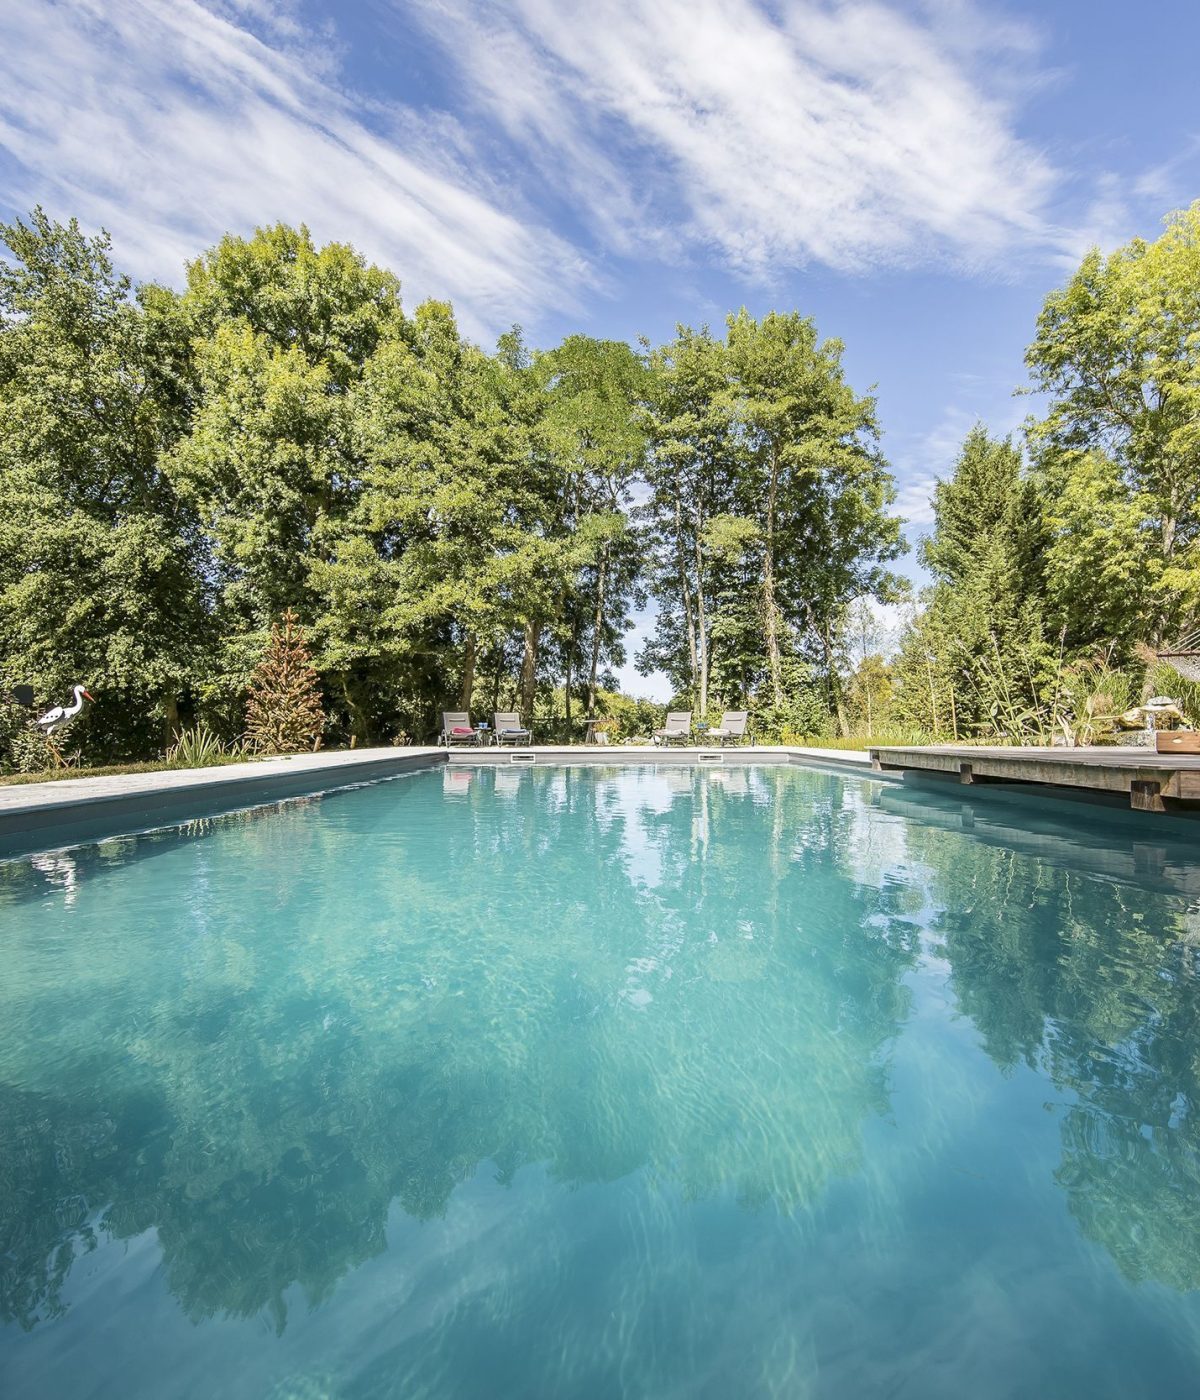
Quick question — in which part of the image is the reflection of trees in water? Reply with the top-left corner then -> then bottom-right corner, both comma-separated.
907,808 -> 1200,1291
0,768 -> 918,1330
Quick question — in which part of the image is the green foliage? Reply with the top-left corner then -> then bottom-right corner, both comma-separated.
845,654 -> 894,737
639,312 -> 903,728
167,724 -> 231,769
1149,662 -> 1200,727
0,695 -> 59,774
1027,202 -> 1200,648
750,660 -> 832,743
592,689 -> 662,741
1054,659 -> 1140,746
0,209 -> 209,761
245,611 -> 325,755
893,426 -> 1051,740
5,200 -> 1196,758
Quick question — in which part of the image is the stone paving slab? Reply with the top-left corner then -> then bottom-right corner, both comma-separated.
0,746 -> 445,816
449,743 -> 873,766
0,743 -> 877,856
0,742 -> 871,818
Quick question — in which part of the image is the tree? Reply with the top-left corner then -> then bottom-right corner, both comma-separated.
168,225 -> 405,631
244,610 -> 324,753
845,654 -> 894,737
724,308 -> 904,719
1026,203 -> 1200,646
0,209 -> 210,757
638,325 -> 746,718
892,425 -> 1048,737
640,313 -> 903,731
350,306 -> 561,734
535,335 -> 648,716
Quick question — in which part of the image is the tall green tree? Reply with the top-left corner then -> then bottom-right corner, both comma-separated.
1026,202 -> 1200,646
892,425 -> 1048,736
0,209 -> 209,754
639,325 -> 749,717
350,307 -> 567,733
167,225 -> 404,631
535,335 -> 648,716
640,313 -> 903,730
724,308 -> 904,724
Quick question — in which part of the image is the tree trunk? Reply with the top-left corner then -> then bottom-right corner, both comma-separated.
459,631 -> 476,710
693,508 -> 709,719
762,445 -> 784,708
491,646 -> 504,716
587,554 -> 607,715
1153,498 -> 1181,645
520,620 -> 541,721
162,690 -> 180,746
675,494 -> 699,706
341,678 -> 370,747
819,623 -> 848,736
565,625 -> 575,728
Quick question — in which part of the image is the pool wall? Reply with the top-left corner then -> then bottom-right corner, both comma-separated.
13,742 -> 1193,864
0,746 -> 880,859
0,748 -> 446,858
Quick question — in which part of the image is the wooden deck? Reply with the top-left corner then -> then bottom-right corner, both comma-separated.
870,744 -> 1200,813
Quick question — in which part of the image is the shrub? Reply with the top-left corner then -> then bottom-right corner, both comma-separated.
245,611 -> 325,755
167,724 -> 228,768
1149,662 -> 1200,727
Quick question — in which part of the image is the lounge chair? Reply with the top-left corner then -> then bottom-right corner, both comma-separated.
494,711 -> 532,746
705,711 -> 748,746
653,710 -> 692,745
441,711 -> 480,746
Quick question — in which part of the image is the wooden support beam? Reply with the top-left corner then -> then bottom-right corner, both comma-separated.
1130,779 -> 1167,813
870,744 -> 1200,814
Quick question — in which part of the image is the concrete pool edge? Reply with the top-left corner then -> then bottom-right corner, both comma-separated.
3,743 -> 1198,872
0,745 -> 887,854
0,747 -> 446,852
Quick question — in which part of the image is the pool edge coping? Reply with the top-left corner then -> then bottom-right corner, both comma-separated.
0,745 -> 888,852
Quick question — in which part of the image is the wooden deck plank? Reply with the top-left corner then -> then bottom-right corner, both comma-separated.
871,744 -> 1200,813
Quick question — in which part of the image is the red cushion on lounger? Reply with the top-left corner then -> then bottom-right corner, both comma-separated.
451,726 -> 474,736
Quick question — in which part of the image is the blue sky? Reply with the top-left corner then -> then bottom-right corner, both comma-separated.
2,0 -> 1198,697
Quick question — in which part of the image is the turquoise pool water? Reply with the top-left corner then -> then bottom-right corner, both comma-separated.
2,763 -> 1200,1398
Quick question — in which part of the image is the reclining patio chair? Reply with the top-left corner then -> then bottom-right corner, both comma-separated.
494,711 -> 532,746
653,711 -> 693,746
705,711 -> 748,746
441,711 -> 480,747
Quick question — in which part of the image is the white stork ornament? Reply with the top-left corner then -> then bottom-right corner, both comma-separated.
35,685 -> 94,766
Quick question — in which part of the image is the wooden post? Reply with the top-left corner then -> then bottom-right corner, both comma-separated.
1130,779 -> 1167,813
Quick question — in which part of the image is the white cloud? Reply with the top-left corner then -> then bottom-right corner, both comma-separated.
893,472 -> 941,529
889,392 -> 1028,533
406,0 -> 1060,276
0,0 -> 589,336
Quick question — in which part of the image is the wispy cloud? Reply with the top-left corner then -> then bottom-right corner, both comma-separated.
890,394 -> 1028,531
0,0 -> 588,336
406,0 -> 1060,276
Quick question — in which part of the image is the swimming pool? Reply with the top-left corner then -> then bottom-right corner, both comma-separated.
2,763 -> 1199,1398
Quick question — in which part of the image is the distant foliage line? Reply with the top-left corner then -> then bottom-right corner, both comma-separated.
1,203 -> 1198,767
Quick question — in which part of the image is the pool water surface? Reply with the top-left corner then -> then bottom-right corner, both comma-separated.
2,763 -> 1200,1398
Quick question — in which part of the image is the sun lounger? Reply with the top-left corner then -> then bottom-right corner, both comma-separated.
441,711 -> 480,746
705,711 -> 748,746
653,711 -> 692,745
493,711 -> 532,746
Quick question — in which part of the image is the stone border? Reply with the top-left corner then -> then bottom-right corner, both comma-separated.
0,744 -> 891,859
0,747 -> 445,858
447,743 -> 875,775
